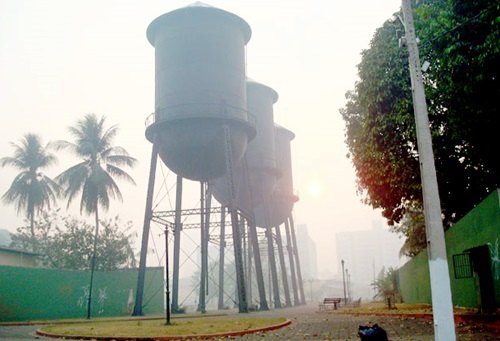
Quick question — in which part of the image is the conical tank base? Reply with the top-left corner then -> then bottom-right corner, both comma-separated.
146,118 -> 254,181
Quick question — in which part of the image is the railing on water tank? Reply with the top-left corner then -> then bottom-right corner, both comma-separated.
145,102 -> 256,129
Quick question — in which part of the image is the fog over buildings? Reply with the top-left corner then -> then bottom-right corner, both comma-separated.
336,221 -> 407,299
296,224 -> 318,280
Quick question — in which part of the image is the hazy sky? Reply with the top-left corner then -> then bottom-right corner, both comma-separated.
0,0 -> 403,275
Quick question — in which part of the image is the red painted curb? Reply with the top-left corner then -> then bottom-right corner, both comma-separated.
36,319 -> 292,340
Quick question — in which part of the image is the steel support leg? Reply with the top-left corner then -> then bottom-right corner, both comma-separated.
171,175 -> 182,313
275,225 -> 292,307
223,125 -> 248,313
133,142 -> 158,316
284,219 -> 299,305
266,225 -> 281,308
248,220 -> 269,310
217,206 -> 226,310
289,216 -> 306,304
197,182 -> 207,312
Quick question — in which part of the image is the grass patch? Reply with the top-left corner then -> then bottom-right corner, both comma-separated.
40,316 -> 287,338
339,301 -> 476,315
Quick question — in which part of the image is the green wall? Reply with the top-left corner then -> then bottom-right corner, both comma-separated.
398,189 -> 500,308
397,250 -> 431,303
0,266 -> 163,322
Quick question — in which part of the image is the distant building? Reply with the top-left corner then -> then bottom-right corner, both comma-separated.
0,246 -> 38,268
296,224 -> 318,280
336,221 -> 406,299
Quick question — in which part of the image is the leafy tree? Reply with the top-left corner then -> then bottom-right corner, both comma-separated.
0,134 -> 60,239
371,267 -> 397,300
9,209 -> 61,266
10,211 -> 137,270
389,203 -> 426,258
52,216 -> 137,271
54,114 -> 136,318
341,0 -> 500,255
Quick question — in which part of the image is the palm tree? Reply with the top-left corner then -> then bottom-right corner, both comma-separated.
55,114 -> 136,319
0,134 -> 60,239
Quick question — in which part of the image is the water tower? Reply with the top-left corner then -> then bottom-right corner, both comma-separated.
135,3 -> 254,315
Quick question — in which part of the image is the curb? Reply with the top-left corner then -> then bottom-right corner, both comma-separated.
35,319 -> 292,340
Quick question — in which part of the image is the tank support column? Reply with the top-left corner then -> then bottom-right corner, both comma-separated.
217,206 -> 226,310
248,220 -> 269,310
243,219 -> 251,305
284,219 -> 299,305
133,141 -> 159,316
223,125 -> 248,313
275,225 -> 292,307
266,224 -> 282,308
198,182 -> 208,312
289,216 -> 306,304
205,186 -> 212,293
171,175 -> 183,313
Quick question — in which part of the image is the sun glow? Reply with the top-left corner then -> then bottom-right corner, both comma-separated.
307,181 -> 323,196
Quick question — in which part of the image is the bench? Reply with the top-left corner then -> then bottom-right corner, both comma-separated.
318,297 -> 342,311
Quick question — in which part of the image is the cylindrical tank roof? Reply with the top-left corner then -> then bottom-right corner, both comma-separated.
275,123 -> 295,140
147,3 -> 252,46
246,78 -> 279,103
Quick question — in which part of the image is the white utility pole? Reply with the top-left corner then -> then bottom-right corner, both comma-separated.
401,1 -> 456,340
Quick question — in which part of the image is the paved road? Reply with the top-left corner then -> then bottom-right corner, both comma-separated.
1,304 -> 498,340
0,325 -> 41,340
230,304 -> 499,340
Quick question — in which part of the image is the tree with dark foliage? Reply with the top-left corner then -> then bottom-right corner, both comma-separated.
341,0 -> 500,256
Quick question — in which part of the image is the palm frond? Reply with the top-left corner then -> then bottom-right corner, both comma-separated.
105,153 -> 137,168
106,164 -> 136,185
81,179 -> 99,214
101,124 -> 119,149
40,174 -> 63,198
50,140 -> 78,153
56,162 -> 91,207
95,166 -> 123,203
2,170 -> 60,218
0,156 -> 25,169
2,172 -> 31,215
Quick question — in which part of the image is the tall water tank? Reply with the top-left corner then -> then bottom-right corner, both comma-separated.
145,3 -> 256,181
254,125 -> 298,227
211,79 -> 280,214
